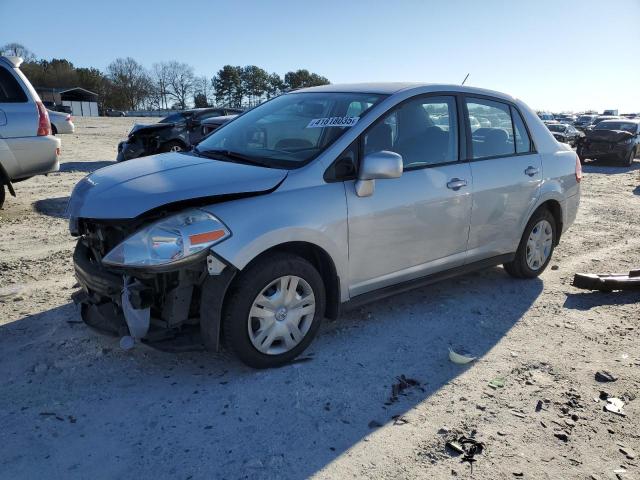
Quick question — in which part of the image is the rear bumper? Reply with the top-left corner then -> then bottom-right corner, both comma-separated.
54,121 -> 74,134
4,135 -> 60,180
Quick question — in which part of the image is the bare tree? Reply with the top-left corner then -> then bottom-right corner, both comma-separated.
151,63 -> 171,109
164,61 -> 195,110
0,42 -> 36,62
107,57 -> 152,110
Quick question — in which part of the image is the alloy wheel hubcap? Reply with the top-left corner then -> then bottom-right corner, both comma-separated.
526,220 -> 553,270
247,275 -> 315,355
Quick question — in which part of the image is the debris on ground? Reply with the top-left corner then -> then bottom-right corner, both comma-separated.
387,375 -> 422,404
368,420 -> 383,429
595,371 -> 618,383
448,347 -> 476,365
488,377 -> 506,389
572,269 -> 640,291
603,397 -> 626,416
445,436 -> 485,472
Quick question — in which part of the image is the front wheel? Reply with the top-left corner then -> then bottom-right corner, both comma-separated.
504,209 -> 556,278
623,148 -> 636,167
222,253 -> 325,368
161,141 -> 185,153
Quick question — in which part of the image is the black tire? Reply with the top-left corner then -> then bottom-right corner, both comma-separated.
504,209 -> 557,279
51,123 -> 57,135
623,148 -> 635,167
0,184 -> 5,209
222,253 -> 325,369
160,140 -> 185,153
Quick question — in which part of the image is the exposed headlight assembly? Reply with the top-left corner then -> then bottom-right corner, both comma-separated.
102,209 -> 230,268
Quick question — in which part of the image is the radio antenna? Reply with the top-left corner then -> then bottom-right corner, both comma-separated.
461,73 -> 470,86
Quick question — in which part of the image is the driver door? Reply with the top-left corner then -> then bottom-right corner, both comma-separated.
345,95 -> 473,297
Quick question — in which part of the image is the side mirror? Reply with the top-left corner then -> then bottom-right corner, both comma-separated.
355,151 -> 403,197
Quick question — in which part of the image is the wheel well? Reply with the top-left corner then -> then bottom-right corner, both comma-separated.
537,200 -> 563,245
236,242 -> 341,320
163,139 -> 187,149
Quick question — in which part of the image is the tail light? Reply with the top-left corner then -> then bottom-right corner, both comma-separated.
66,114 -> 73,122
36,101 -> 51,136
575,154 -> 582,183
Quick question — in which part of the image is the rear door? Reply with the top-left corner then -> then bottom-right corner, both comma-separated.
0,64 -> 35,178
345,94 -> 473,296
464,96 -> 542,261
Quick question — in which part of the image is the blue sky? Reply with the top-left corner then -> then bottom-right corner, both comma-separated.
2,0 -> 639,112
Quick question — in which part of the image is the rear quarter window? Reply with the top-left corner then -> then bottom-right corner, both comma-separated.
0,67 -> 28,103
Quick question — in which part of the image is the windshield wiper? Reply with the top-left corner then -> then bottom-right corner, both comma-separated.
193,147 -> 268,167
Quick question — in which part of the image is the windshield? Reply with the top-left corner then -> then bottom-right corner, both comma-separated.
577,115 -> 594,123
196,92 -> 386,168
595,122 -> 637,132
548,124 -> 567,132
160,112 -> 187,123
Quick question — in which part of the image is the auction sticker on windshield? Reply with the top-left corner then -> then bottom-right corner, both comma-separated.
306,117 -> 359,128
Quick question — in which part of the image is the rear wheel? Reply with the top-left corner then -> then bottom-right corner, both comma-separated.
504,209 -> 556,279
222,253 -> 325,368
51,123 -> 57,135
0,185 -> 5,209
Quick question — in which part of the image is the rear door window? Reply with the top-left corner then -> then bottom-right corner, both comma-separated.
511,107 -> 532,153
466,98 -> 514,158
0,67 -> 28,103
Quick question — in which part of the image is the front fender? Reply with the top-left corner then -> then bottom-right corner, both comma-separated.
205,181 -> 350,301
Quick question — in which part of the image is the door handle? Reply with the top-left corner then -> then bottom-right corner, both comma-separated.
524,166 -> 539,177
446,178 -> 468,190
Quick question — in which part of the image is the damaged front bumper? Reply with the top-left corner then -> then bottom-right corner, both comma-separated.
72,240 -> 236,350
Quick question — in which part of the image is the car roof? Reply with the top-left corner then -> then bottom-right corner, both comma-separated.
293,82 -> 518,102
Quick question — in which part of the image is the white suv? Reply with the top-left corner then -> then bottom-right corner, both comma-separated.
0,56 -> 60,208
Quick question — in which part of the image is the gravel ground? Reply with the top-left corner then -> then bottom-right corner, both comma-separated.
0,117 -> 639,479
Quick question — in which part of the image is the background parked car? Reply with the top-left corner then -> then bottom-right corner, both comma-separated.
577,119 -> 640,166
547,123 -> 583,146
104,108 -> 126,117
48,109 -> 74,134
116,107 -> 243,161
199,114 -> 238,138
574,114 -> 598,131
0,56 -> 60,208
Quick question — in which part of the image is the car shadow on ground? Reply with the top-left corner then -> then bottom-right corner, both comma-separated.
581,159 -> 640,174
33,196 -> 70,219
0,267 -> 542,478
59,161 -> 115,173
563,290 -> 640,310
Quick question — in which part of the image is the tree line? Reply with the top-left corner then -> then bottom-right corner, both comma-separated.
1,43 -> 330,111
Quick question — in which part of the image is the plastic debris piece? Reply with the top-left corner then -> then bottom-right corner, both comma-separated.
121,281 -> 150,340
595,371 -> 618,383
449,347 -> 476,365
446,441 -> 465,455
488,377 -> 506,389
604,397 -> 626,416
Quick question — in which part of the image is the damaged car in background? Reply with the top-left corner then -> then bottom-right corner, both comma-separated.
547,123 -> 583,147
577,119 -> 639,166
116,107 -> 243,161
68,83 -> 580,368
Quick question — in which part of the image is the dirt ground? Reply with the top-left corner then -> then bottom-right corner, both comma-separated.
0,117 -> 638,480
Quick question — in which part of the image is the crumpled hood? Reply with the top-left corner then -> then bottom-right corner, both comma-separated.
585,129 -> 634,143
129,122 -> 174,136
67,152 -> 287,220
